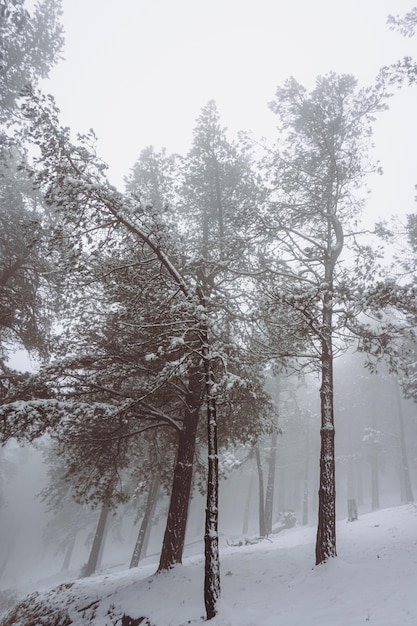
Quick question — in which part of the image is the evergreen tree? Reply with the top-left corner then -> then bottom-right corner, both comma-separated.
125,103 -> 271,617
0,0 -> 63,369
2,90 -> 234,619
261,73 -> 387,564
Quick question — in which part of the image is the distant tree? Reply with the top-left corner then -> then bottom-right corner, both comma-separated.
263,378 -> 281,536
0,0 -> 63,121
392,382 -> 414,504
125,145 -> 178,217
387,7 -> 417,38
0,148 -> 53,363
129,473 -> 160,568
376,6 -> 417,88
362,426 -> 383,511
39,443 -> 93,572
0,447 -> 19,580
81,493 -> 114,578
251,376 -> 281,538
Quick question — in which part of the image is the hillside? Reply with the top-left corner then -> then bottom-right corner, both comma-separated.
2,504 -> 416,626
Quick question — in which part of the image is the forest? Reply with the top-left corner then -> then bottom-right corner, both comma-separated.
1,1 -> 417,624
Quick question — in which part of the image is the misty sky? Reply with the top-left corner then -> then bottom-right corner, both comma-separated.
41,1 -> 417,218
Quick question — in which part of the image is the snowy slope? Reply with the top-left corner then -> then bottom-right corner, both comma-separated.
2,504 -> 417,626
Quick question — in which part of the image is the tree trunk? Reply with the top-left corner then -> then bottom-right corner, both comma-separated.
0,531 -> 16,580
277,448 -> 286,514
302,428 -> 310,526
141,495 -> 155,559
346,422 -> 355,503
96,509 -> 110,571
158,369 -> 202,571
61,531 -> 77,571
255,444 -> 266,537
395,385 -> 414,503
83,501 -> 110,577
347,498 -> 358,522
371,445 -> 380,511
356,455 -> 364,506
213,157 -> 225,259
315,270 -> 337,565
242,471 -> 254,535
264,427 -> 278,535
130,474 -> 160,568
203,343 -> 220,621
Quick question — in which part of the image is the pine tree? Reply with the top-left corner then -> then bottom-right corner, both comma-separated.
0,0 -> 63,368
262,73 -> 387,564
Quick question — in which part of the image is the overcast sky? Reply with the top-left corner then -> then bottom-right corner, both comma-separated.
41,0 -> 417,220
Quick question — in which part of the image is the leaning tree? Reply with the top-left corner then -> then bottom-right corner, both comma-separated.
8,88 -> 273,620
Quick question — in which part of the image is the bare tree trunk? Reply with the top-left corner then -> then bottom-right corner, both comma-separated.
242,471 -> 254,535
158,425 -> 196,570
83,501 -> 110,577
371,446 -> 380,511
356,455 -> 364,506
141,494 -> 157,558
255,444 -> 266,537
277,447 -> 286,515
315,308 -> 337,562
368,399 -> 381,512
96,509 -> 110,571
315,213 -> 341,565
61,531 -> 77,571
264,427 -> 278,535
395,385 -> 414,503
158,385 -> 200,571
302,426 -> 310,526
346,434 -> 355,501
130,474 -> 160,568
203,345 -> 220,621
0,531 -> 17,580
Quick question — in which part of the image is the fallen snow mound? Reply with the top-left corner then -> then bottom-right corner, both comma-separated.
2,504 -> 417,626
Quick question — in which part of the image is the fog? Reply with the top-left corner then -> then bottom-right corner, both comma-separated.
1,351 -> 415,613
2,1 -> 417,622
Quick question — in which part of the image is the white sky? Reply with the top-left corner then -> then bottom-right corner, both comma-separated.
42,0 -> 417,218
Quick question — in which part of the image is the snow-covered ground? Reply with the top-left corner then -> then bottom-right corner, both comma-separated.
2,504 -> 417,625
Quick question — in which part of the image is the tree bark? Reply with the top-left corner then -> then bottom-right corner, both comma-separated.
202,341 -> 220,621
315,286 -> 337,564
302,426 -> 310,526
255,444 -> 266,537
158,369 -> 202,571
315,212 -> 341,565
130,474 -> 160,568
316,363 -> 336,561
